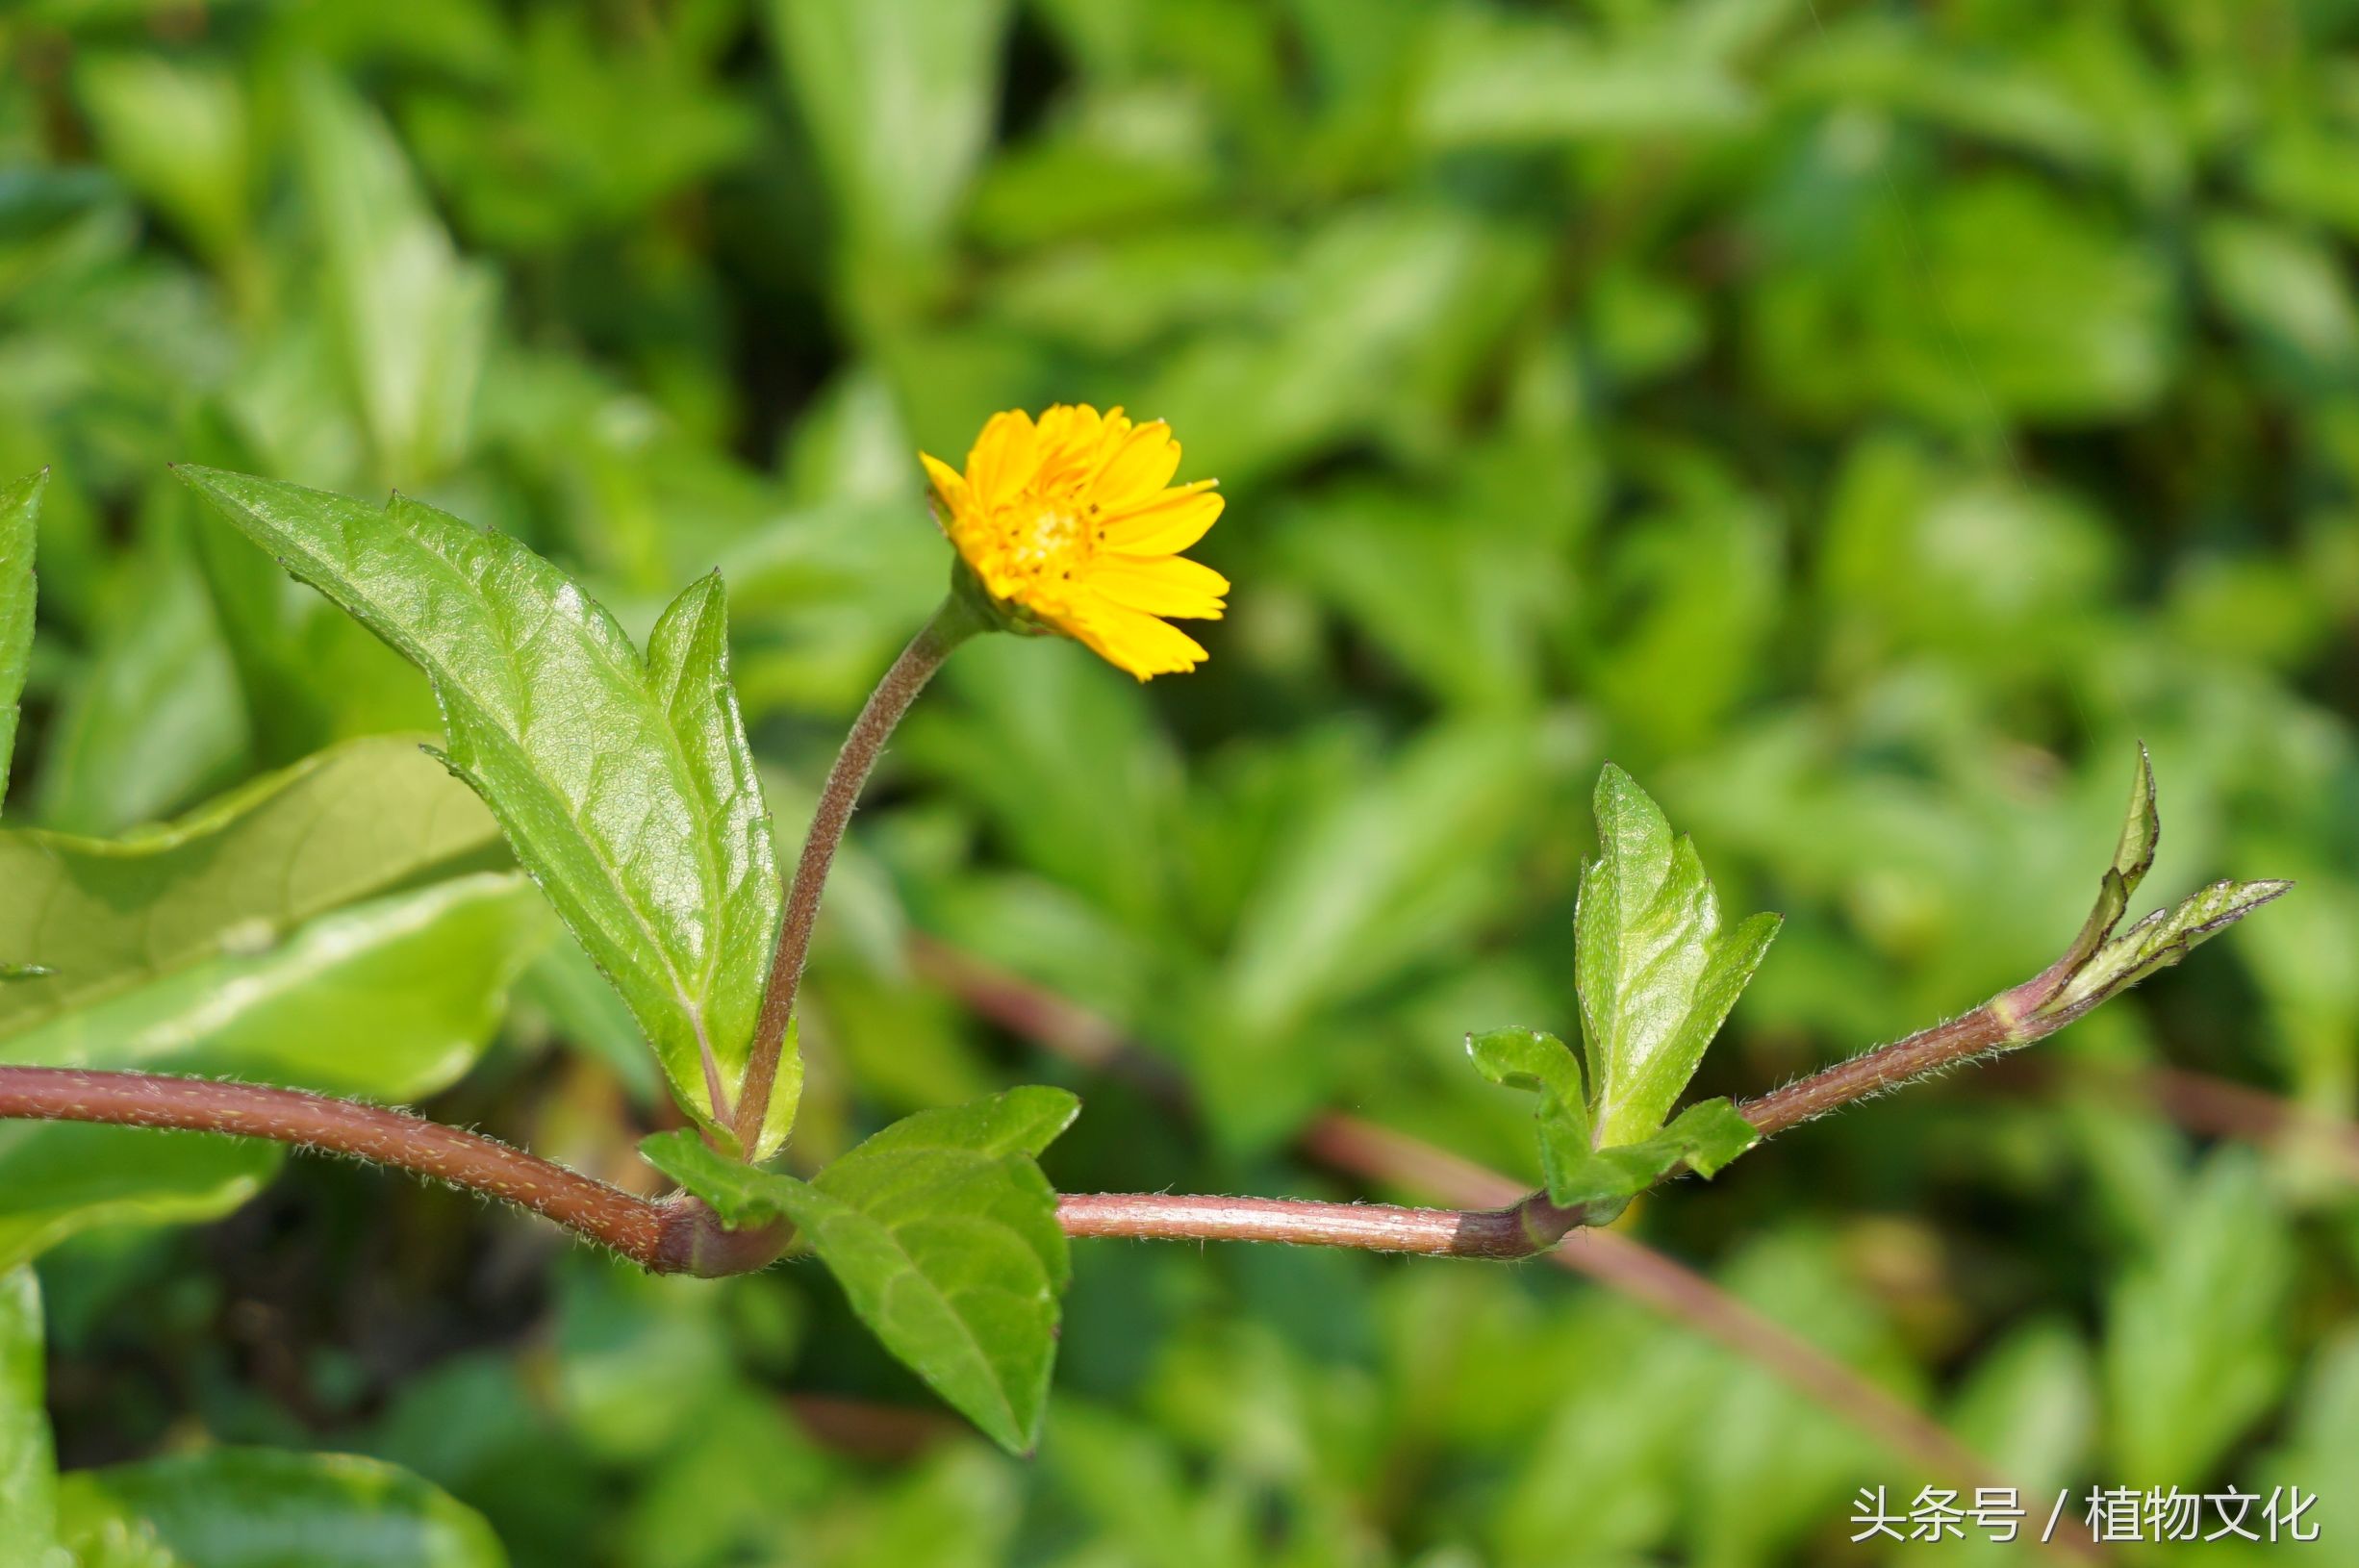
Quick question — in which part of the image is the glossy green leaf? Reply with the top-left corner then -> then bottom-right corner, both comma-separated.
1464,1027 -> 1590,1201
0,735 -> 499,1039
59,1450 -> 507,1568
0,873 -> 548,1270
176,469 -> 786,1156
644,1086 -> 1080,1454
0,470 -> 41,816
189,511 -> 441,768
1,1267 -> 67,1568
1575,765 -> 1781,1148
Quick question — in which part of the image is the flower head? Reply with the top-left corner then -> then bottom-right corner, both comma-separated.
922,405 -> 1227,680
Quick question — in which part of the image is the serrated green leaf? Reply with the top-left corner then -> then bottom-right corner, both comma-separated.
58,1450 -> 507,1568
0,470 -> 41,817
0,735 -> 499,1040
1532,1099 -> 1761,1213
0,873 -> 548,1270
645,1087 -> 1081,1454
1,1266 -> 67,1568
1575,765 -> 1781,1148
176,468 -> 787,1156
2044,877 -> 2294,1025
1464,1027 -> 1590,1201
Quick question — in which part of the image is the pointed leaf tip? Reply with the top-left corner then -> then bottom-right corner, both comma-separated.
2115,741 -> 2159,894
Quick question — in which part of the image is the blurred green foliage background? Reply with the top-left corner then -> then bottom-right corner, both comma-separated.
5,0 -> 2359,1563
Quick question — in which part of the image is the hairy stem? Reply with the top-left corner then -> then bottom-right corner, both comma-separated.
1736,975 -> 2050,1138
926,945 -> 2106,1567
0,949 -> 2131,1276
733,595 -> 982,1153
0,1067 -> 783,1278
1057,1190 -> 1586,1258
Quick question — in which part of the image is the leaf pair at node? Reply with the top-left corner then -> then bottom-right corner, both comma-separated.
1470,765 -> 1778,1219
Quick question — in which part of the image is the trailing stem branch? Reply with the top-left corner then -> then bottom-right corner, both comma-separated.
928,947 -> 2109,1568
732,598 -> 979,1152
0,935 -> 2154,1276
0,1067 -> 780,1279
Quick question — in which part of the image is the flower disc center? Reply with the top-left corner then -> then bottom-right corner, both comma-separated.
1012,506 -> 1088,580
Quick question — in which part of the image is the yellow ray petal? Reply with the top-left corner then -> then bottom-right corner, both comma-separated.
966,409 -> 1036,510
1086,555 -> 1230,620
1071,598 -> 1211,680
920,453 -> 969,518
1091,420 -> 1182,509
1103,484 -> 1222,556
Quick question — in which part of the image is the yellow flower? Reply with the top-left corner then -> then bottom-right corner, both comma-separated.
922,405 -> 1228,680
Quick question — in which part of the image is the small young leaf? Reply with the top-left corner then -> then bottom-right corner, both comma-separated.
1464,1027 -> 1590,1201
638,1126 -> 793,1233
177,469 -> 786,1155
1534,1099 -> 1762,1213
2043,878 -> 2294,1025
644,1086 -> 1081,1455
0,469 -> 43,814
2053,743 -> 2160,977
1575,765 -> 1781,1148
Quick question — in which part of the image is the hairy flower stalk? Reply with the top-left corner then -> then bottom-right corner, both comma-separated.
732,597 -> 983,1151
733,405 -> 1231,1151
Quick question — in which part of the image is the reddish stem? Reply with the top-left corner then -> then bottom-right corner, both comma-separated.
1058,1189 -> 1583,1258
734,600 -> 977,1152
0,1067 -> 783,1277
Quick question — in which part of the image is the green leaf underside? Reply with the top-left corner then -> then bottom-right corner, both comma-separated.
175,468 -> 785,1155
643,1086 -> 1080,1454
0,735 -> 499,1040
59,1450 -> 507,1568
0,874 -> 548,1271
0,471 -> 42,817
1575,765 -> 1781,1149
2,1266 -> 63,1565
